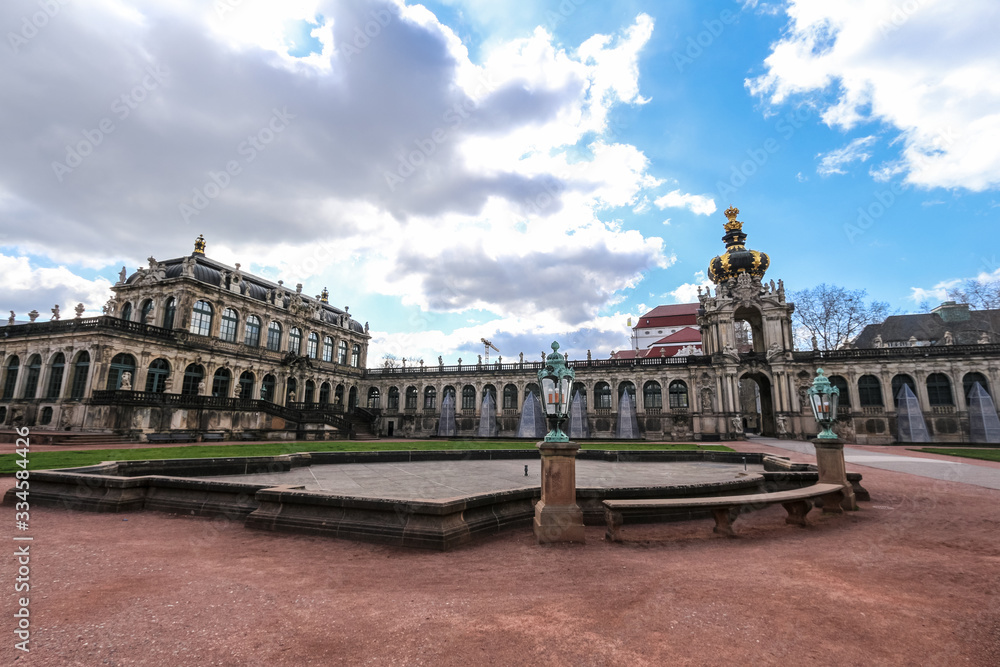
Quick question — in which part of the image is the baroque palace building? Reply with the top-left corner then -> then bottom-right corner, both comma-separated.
2,210 -> 999,445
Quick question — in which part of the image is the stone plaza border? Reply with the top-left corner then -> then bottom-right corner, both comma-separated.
2,450 -> 867,550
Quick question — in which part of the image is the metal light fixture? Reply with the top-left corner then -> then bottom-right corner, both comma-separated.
538,341 -> 574,442
807,368 -> 840,440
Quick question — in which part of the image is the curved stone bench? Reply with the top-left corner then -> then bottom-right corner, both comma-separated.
603,482 -> 846,541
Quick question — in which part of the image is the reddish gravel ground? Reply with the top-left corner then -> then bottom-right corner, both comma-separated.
2,442 -> 999,666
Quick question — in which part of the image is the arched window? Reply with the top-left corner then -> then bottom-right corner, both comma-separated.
643,381 -> 662,409
570,382 -> 587,408
266,321 -> 282,351
39,407 -> 52,425
405,386 -> 417,410
829,375 -> 850,407
668,380 -> 688,409
618,381 -> 636,401
162,297 -> 176,329
261,374 -> 276,402
503,384 -> 518,410
351,344 -> 361,367
0,407 -> 5,424
22,355 -> 41,399
2,356 -> 20,400
963,372 -> 990,401
120,301 -> 133,322
305,379 -> 316,404
387,386 -> 399,410
319,382 -> 331,404
335,384 -> 345,405
288,327 -> 302,354
306,333 -> 319,359
244,316 -> 262,347
45,353 -> 66,399
69,352 -> 89,399
211,368 -> 231,397
286,377 -> 297,405
106,354 -> 136,391
219,308 -> 238,342
145,359 -> 170,393
181,364 -> 205,395
443,385 -> 456,403
337,341 -> 348,365
140,299 -> 154,323
891,374 -> 916,407
462,385 -> 476,410
189,300 -> 213,336
368,386 -> 381,409
423,386 -> 436,410
595,382 -> 612,409
239,371 -> 255,399
348,386 -> 358,409
322,337 -> 334,362
926,373 -> 953,406
858,375 -> 884,407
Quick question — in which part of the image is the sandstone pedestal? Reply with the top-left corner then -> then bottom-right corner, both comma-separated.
534,440 -> 585,544
812,438 -> 858,512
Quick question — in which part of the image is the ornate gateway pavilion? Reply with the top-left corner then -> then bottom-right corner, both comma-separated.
2,210 -> 998,445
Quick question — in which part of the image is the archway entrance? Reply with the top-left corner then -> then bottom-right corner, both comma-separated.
739,372 -> 775,436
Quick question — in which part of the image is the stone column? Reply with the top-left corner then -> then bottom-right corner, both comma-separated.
812,438 -> 858,512
534,441 -> 585,544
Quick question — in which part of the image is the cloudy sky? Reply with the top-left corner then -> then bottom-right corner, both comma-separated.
2,0 -> 998,364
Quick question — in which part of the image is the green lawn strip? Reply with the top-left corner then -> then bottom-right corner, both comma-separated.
913,448 -> 1000,463
1,440 -> 732,474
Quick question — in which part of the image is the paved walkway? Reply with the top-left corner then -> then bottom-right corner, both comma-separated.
750,435 -> 1000,490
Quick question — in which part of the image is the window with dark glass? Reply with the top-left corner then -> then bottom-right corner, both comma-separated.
70,353 -> 89,399
829,375 -> 850,407
337,341 -> 348,364
668,380 -> 688,408
319,382 -> 331,404
462,385 -> 476,410
858,375 -> 884,407
3,356 -> 20,399
162,297 -> 176,329
266,321 -> 282,351
503,384 -> 518,410
926,373 -> 953,406
261,375 -> 276,402
322,337 -> 334,362
890,374 -> 915,407
140,299 -> 154,323
351,344 -> 361,368
305,380 -> 316,404
211,368 -> 231,397
145,359 -> 170,393
245,316 -> 261,347
288,327 -> 302,354
239,371 -> 254,399
45,353 -> 65,399
595,382 -> 612,409
368,387 -> 381,409
181,364 -> 204,395
120,302 -> 132,322
220,308 -> 238,342
644,381 -> 662,409
306,333 -> 319,359
423,386 -> 436,410
106,354 -> 136,391
387,386 -> 399,410
22,355 -> 41,399
963,372 -> 990,401
189,300 -> 213,336
405,386 -> 417,409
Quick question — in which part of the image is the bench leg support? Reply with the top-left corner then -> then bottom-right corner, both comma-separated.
821,491 -> 845,515
711,507 -> 737,537
604,509 -> 623,542
782,500 -> 812,526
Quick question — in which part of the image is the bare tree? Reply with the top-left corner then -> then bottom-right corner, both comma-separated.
381,353 -> 400,369
792,284 -> 891,350
947,278 -> 1000,310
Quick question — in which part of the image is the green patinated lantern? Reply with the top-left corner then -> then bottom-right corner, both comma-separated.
807,368 -> 840,440
538,341 -> 575,442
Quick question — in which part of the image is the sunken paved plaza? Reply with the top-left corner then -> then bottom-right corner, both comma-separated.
2,438 -> 999,665
201,459 -> 758,499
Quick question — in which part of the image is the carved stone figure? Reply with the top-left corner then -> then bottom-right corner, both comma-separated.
980,332 -> 990,344
8,311 -> 14,325
811,335 -> 819,351
586,350 -> 592,361
872,334 -> 883,348
776,414 -> 788,436
519,352 -> 524,363
74,303 -> 85,319
477,354 -> 482,365
198,379 -> 207,395
731,416 -> 743,434
118,266 -> 127,283
438,356 -> 443,368
120,371 -> 132,391
700,387 -> 713,413
28,310 -> 39,322
942,331 -> 954,345
51,304 -> 60,321
233,383 -> 242,398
